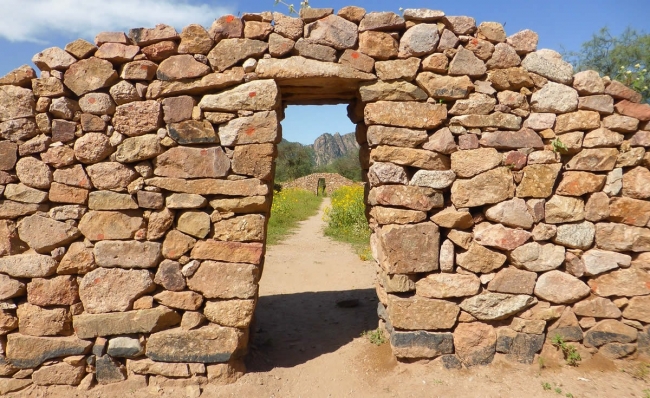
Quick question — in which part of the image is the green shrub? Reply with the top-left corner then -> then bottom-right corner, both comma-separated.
323,185 -> 371,258
551,334 -> 582,367
361,328 -> 387,346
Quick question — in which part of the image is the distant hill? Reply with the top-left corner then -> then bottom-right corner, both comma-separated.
307,132 -> 359,167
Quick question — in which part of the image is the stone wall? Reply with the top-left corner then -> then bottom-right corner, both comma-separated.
281,172 -> 359,195
0,5 -> 649,392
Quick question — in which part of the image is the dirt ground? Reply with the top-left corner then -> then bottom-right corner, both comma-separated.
10,199 -> 650,397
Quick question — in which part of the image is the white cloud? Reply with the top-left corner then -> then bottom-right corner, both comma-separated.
0,0 -> 235,43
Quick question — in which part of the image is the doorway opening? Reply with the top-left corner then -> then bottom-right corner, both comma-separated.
248,103 -> 381,372
275,104 -> 361,183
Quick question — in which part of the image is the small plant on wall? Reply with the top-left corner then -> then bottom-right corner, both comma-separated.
361,328 -> 387,346
550,138 -> 568,153
551,335 -> 582,367
274,0 -> 310,15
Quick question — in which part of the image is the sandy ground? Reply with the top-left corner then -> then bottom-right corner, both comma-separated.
10,199 -> 650,397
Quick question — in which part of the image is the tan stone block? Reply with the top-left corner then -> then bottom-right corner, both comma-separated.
190,241 -> 263,264
370,145 -> 450,170
457,242 -> 506,273
5,333 -> 92,369
416,273 -> 480,298
115,134 -> 163,163
608,197 -> 650,227
4,183 -> 48,204
416,72 -> 473,100
368,185 -> 443,211
57,241 -> 95,274
147,208 -> 174,241
595,223 -> 650,253
207,38 -> 267,72
0,309 -> 18,335
162,230 -> 196,260
375,222 -> 439,274
369,206 -> 425,225
126,358 -> 189,377
120,60 -> 158,80
72,307 -> 180,338
88,191 -> 138,210
231,144 -> 275,180
86,162 -> 137,191
177,210 -> 211,239
451,167 -> 515,208
146,177 -> 269,196
93,240 -> 161,269
556,171 -> 606,196
0,64 -> 37,87
17,303 -> 71,336
79,267 -> 155,314
32,361 -> 85,386
516,164 -> 562,198
141,41 -> 178,62
212,214 -> 265,242
136,190 -> 164,209
146,324 -> 246,364
154,147 -> 229,179
209,196 -> 268,213
473,222 -> 531,251
487,267 -> 537,295
0,273 -> 25,300
358,31 -> 398,60
204,299 -> 255,328
78,210 -> 144,241
450,148 -> 501,178
339,49 -> 375,73
187,261 -> 258,299
27,275 -> 78,306
622,166 -> 650,199
157,55 -> 211,81
605,80 -> 643,103
146,69 -> 244,100
534,270 -> 590,304
153,291 -> 203,311
453,322 -> 497,366
268,33 -> 295,57
63,57 -> 118,96
387,295 -> 459,330
555,110 -> 601,133
430,207 -> 473,229
17,214 -> 80,253
177,24 -> 214,55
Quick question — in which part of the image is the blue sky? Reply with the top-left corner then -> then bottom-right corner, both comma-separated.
0,0 -> 647,144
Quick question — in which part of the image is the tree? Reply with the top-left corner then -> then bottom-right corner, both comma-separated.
564,27 -> 650,102
274,140 -> 314,182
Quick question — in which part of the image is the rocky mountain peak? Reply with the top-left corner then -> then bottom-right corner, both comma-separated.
308,132 -> 358,167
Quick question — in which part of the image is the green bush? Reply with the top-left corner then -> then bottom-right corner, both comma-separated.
324,185 -> 372,259
361,328 -> 387,346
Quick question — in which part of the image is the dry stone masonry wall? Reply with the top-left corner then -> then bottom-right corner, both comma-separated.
0,5 -> 649,391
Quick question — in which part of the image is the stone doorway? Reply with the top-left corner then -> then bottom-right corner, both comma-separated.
1,7 -> 648,391
250,88 -> 377,370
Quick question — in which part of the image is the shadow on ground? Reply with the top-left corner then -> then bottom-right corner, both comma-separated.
247,288 -> 379,371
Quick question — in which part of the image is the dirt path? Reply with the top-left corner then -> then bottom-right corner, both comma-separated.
11,199 -> 650,397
